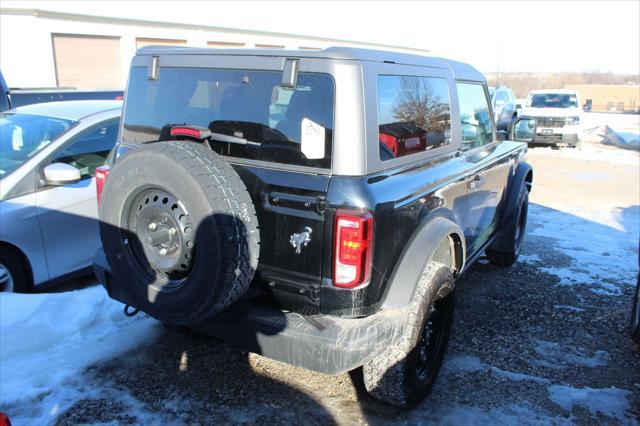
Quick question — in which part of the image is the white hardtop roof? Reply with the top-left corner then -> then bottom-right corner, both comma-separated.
137,45 -> 486,82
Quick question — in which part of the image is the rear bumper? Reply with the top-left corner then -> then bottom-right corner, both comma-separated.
93,249 -> 406,374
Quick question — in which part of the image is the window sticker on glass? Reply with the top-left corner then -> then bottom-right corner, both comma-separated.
300,118 -> 325,159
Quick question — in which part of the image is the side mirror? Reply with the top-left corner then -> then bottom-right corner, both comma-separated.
509,117 -> 537,143
43,163 -> 81,185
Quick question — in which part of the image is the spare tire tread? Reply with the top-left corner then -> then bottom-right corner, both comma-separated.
162,141 -> 259,320
100,141 -> 259,324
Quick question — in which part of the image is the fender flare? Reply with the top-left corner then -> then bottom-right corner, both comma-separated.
490,161 -> 533,252
381,213 -> 465,309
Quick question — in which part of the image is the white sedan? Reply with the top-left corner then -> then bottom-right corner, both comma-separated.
0,100 -> 121,292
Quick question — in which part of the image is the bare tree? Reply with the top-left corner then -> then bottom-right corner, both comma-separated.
392,77 -> 450,131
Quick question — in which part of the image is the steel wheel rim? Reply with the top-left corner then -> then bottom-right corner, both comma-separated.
122,187 -> 194,292
416,302 -> 446,382
0,263 -> 14,292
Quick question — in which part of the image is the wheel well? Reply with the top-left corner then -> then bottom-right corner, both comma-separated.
0,241 -> 34,288
524,170 -> 533,192
431,234 -> 464,277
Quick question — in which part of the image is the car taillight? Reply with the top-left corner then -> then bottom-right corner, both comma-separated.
95,165 -> 111,207
333,211 -> 373,288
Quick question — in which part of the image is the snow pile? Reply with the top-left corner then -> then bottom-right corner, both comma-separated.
0,286 -> 159,425
582,112 -> 640,151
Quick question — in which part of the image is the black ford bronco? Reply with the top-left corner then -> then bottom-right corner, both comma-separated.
94,46 -> 536,407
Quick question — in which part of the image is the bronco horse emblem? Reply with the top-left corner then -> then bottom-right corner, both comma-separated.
290,227 -> 313,254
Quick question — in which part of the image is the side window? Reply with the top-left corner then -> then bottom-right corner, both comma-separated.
52,119 -> 119,177
456,83 -> 494,151
377,75 -> 451,161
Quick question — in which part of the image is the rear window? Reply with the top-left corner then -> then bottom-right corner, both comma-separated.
122,67 -> 335,168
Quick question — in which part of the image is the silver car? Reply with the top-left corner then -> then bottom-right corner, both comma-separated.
0,100 -> 121,292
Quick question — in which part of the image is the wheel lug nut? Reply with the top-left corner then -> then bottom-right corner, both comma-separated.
159,248 -> 167,255
148,222 -> 157,231
169,228 -> 176,235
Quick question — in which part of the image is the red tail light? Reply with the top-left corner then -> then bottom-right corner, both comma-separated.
333,211 -> 373,288
95,165 -> 111,207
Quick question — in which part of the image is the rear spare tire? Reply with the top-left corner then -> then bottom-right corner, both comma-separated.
99,141 -> 259,325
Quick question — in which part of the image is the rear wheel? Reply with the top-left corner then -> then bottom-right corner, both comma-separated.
99,141 -> 260,325
362,262 -> 455,407
486,184 -> 528,267
631,275 -> 640,344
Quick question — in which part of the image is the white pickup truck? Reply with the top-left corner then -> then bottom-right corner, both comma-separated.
520,89 -> 583,147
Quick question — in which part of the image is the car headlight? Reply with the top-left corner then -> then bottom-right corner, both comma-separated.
565,116 -> 580,125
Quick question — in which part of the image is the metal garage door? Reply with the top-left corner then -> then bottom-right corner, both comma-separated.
136,38 -> 187,49
52,34 -> 122,89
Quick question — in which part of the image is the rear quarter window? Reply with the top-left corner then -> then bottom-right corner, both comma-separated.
377,75 -> 451,161
122,67 -> 335,168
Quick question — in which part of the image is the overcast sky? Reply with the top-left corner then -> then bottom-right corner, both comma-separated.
4,0 -> 640,74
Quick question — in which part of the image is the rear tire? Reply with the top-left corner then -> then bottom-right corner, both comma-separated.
631,275 -> 640,345
100,141 -> 259,325
486,184 -> 528,267
362,262 -> 455,407
0,247 -> 32,293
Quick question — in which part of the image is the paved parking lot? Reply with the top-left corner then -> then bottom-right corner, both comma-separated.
2,142 -> 639,425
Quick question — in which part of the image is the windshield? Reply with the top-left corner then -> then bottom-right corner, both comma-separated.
527,93 -> 578,108
0,113 -> 74,177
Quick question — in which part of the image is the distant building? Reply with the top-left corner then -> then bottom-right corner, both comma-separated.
564,84 -> 640,113
0,8 -> 428,89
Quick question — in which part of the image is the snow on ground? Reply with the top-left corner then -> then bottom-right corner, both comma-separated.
547,385 -> 632,421
0,286 -> 159,425
530,142 -> 640,165
524,203 -> 638,293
